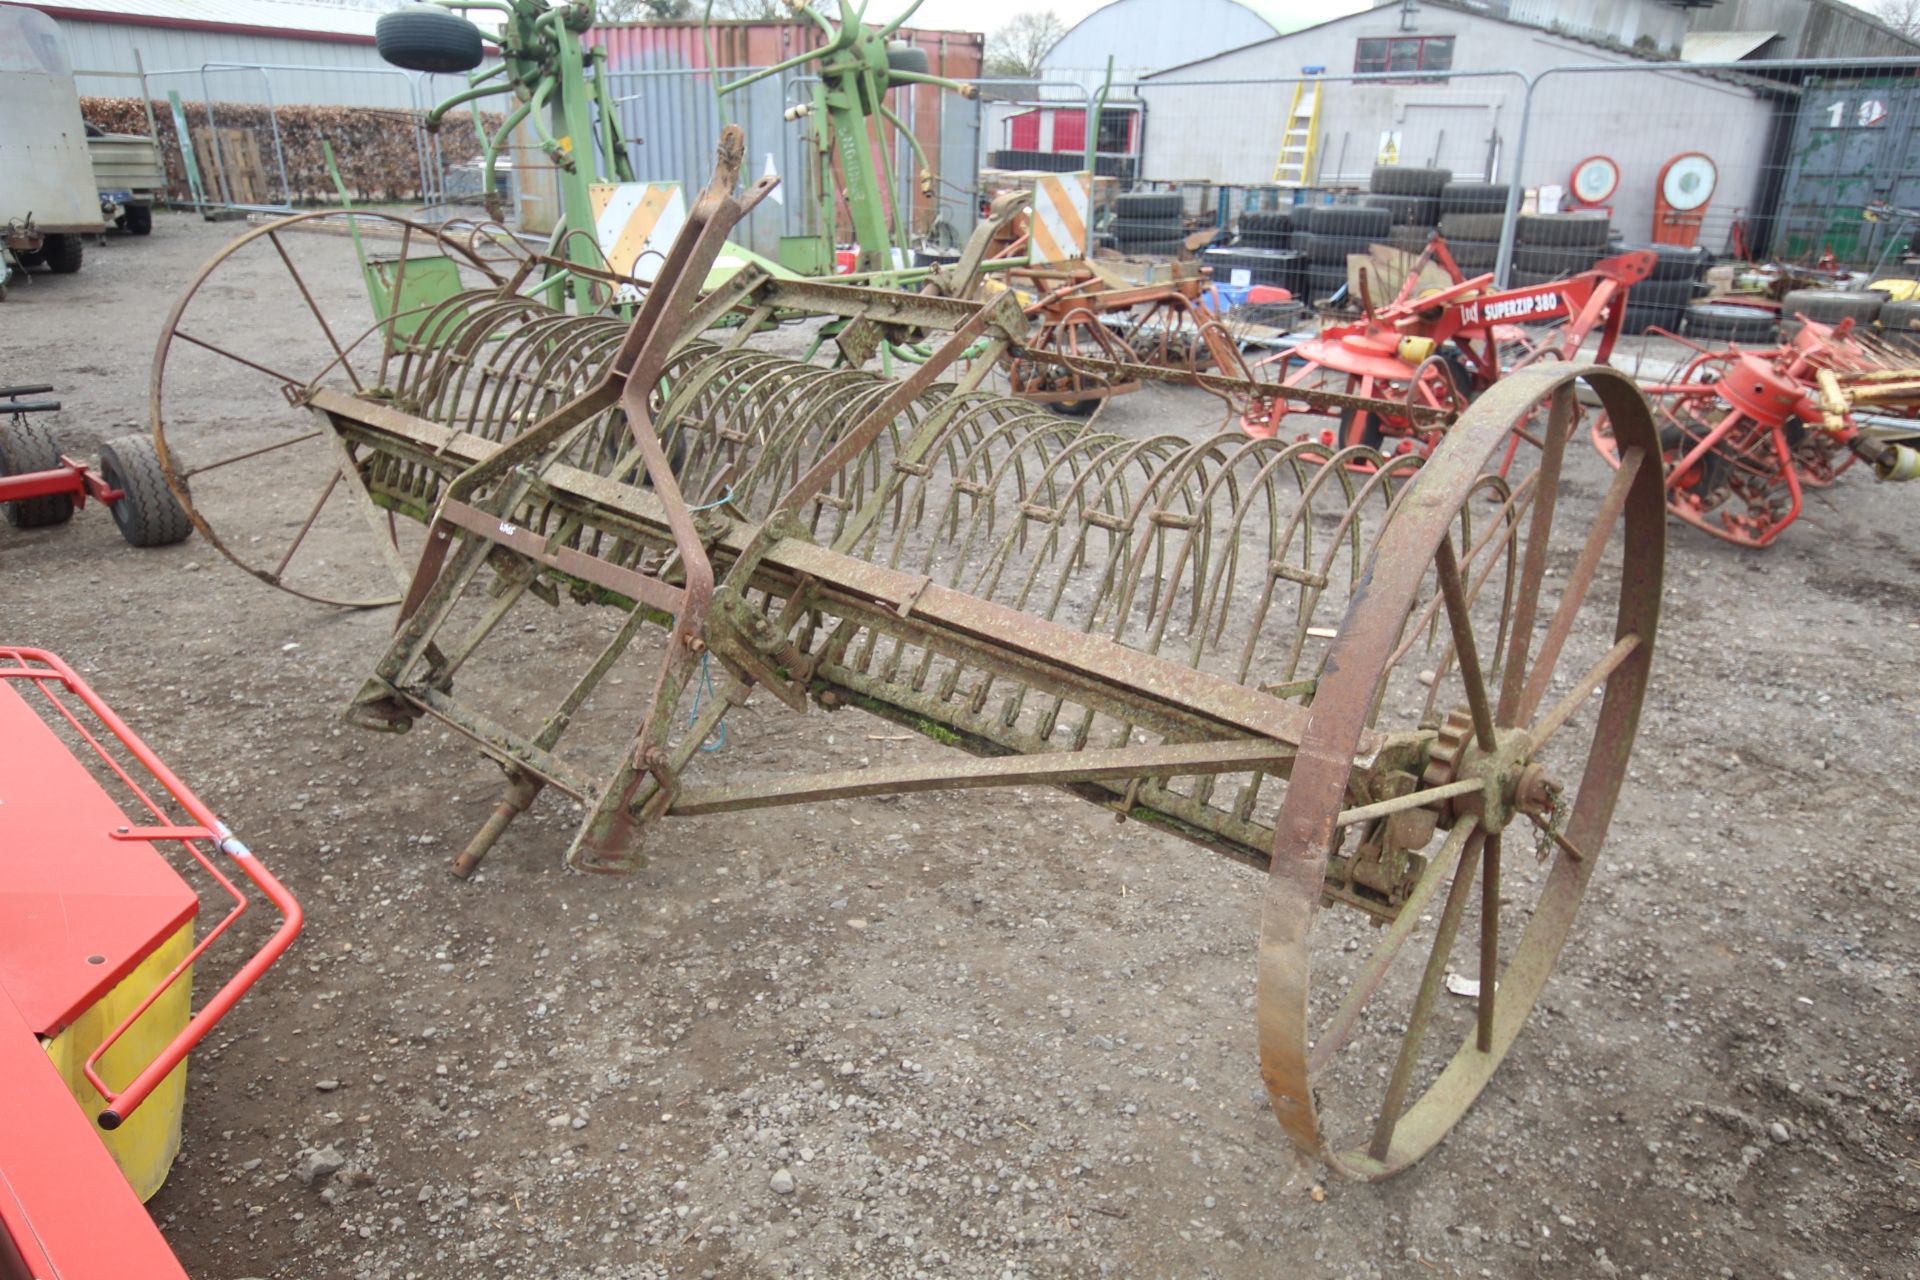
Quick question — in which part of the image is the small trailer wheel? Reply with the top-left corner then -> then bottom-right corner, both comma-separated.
99,434 -> 193,547
43,234 -> 84,274
0,418 -> 76,528
885,41 -> 930,80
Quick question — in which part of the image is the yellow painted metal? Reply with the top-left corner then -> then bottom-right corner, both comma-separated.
40,922 -> 194,1202
1272,74 -> 1323,187
1398,335 -> 1438,364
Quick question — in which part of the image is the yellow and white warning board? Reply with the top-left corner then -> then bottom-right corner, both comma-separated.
589,181 -> 687,289
1028,171 -> 1091,265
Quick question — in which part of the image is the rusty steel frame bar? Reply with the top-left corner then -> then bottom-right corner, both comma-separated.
1009,345 -> 1455,424
669,738 -> 1301,816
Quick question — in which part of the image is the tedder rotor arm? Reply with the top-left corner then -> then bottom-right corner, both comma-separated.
422,63 -> 509,132
706,0 -> 849,103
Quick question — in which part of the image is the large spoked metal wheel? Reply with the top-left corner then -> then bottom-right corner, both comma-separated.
1260,363 -> 1665,1178
149,211 -> 522,606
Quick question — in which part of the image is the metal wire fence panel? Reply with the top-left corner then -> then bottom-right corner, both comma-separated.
608,67 -> 981,261
607,68 -> 800,259
1124,71 -> 1532,193
933,80 -> 981,244
1517,64 -> 1779,262
135,63 -> 460,212
1515,59 -> 1920,272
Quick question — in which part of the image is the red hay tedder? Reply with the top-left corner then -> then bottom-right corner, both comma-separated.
1591,316 -> 1920,548
1239,240 -> 1654,474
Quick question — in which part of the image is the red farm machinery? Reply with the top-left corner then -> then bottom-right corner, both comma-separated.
1592,316 -> 1920,547
0,648 -> 300,1277
1239,240 -> 1653,474
1,385 -> 191,548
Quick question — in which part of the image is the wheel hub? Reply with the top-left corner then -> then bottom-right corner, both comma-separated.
1421,706 -> 1558,834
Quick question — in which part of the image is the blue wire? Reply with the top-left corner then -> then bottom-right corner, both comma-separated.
687,651 -> 726,753
687,486 -> 734,514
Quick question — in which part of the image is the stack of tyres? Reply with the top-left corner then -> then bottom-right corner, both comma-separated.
1293,204 -> 1394,305
1236,209 -> 1291,250
1774,288 -> 1885,341
1433,183 -> 1510,274
1109,191 -> 1187,257
1509,213 -> 1612,286
1366,165 -> 1450,261
1615,244 -> 1711,336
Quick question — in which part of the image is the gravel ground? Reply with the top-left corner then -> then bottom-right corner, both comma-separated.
3,213 -> 1917,1280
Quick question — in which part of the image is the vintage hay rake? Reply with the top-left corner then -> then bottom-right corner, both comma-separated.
150,132 -> 1666,1179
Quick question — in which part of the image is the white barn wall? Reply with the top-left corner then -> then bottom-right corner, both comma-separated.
1134,7 -> 1775,250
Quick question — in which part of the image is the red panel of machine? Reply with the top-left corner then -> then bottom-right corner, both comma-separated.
0,682 -> 197,1038
0,986 -> 191,1279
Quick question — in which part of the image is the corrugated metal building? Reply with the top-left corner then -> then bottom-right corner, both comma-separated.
1684,0 -> 1920,62
585,20 -> 985,254
12,0 -> 456,107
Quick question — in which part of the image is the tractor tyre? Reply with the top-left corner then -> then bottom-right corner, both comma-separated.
1438,182 -> 1510,215
1779,288 -> 1885,326
1114,191 -> 1182,221
886,42 -> 930,79
1515,213 -> 1611,248
1369,165 -> 1451,198
1681,302 -> 1776,344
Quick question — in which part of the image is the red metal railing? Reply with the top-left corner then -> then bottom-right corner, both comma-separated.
0,646 -> 302,1129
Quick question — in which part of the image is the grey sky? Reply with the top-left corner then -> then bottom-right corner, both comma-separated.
863,0 -> 1110,34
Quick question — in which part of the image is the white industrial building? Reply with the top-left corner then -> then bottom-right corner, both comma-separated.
1037,0 -> 1369,94
1131,0 -> 1781,252
15,0 -> 464,108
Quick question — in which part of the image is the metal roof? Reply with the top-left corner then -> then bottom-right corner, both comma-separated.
21,0 -> 412,40
1234,1 -> 1367,35
1681,29 -> 1779,62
